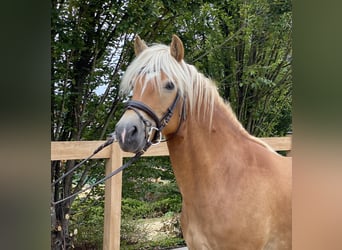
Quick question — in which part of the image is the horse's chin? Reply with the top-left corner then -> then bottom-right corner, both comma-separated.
118,139 -> 145,154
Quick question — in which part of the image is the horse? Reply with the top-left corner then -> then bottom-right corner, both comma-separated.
115,35 -> 292,250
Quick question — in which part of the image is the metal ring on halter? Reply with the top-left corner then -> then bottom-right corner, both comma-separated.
147,127 -> 162,145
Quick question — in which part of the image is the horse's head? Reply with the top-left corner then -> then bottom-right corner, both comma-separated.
115,35 -> 186,153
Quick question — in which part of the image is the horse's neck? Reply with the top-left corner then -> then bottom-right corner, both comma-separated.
167,100 -> 251,196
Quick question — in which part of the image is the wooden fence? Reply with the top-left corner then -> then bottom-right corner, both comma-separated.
51,136 -> 291,249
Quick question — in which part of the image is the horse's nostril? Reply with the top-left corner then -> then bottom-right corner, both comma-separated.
128,125 -> 138,136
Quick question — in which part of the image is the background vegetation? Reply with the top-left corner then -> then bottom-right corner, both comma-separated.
51,0 -> 291,248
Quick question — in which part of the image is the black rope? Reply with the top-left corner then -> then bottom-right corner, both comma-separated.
51,150 -> 144,206
51,137 -> 115,187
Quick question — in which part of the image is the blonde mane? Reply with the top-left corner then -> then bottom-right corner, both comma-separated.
120,42 -> 275,153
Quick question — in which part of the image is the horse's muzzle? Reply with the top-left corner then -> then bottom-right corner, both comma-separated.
115,115 -> 147,153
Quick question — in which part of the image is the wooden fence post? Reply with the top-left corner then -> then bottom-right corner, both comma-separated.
103,143 -> 123,250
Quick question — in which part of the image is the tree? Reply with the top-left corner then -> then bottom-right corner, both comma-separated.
179,0 -> 292,136
51,0 -> 131,248
51,0 -> 203,248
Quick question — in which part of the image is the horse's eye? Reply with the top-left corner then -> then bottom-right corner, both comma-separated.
165,81 -> 175,90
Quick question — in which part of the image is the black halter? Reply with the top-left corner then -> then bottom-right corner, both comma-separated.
125,92 -> 182,152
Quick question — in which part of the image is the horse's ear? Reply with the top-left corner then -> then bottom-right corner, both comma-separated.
134,35 -> 148,56
170,34 -> 184,62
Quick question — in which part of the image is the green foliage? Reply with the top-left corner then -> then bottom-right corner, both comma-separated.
177,0 -> 292,136
120,217 -> 149,246
152,197 -> 182,215
120,215 -> 185,249
122,198 -> 153,219
121,234 -> 185,250
137,238 -> 185,250
122,196 -> 182,219
119,156 -> 183,248
122,156 -> 177,199
69,195 -> 105,249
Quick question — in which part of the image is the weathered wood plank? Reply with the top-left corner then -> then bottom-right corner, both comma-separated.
260,136 -> 292,151
51,141 -> 111,160
121,142 -> 170,157
51,137 -> 292,160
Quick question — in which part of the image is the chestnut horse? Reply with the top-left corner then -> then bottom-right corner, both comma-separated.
115,35 -> 292,249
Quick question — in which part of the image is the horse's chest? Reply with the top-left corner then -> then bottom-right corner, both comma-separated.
180,203 -> 271,250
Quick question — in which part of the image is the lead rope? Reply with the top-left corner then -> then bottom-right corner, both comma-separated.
51,150 -> 145,206
51,137 -> 115,187
51,135 -> 151,206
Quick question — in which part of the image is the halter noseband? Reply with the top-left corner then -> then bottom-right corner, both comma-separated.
125,92 -> 182,151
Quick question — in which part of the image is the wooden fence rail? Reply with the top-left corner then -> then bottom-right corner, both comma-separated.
51,136 -> 291,250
